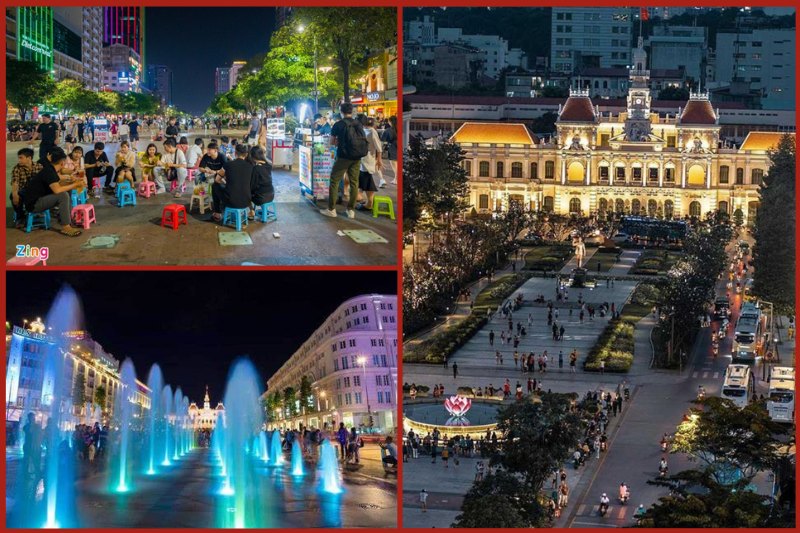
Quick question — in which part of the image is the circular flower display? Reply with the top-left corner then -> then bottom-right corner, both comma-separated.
444,395 -> 472,417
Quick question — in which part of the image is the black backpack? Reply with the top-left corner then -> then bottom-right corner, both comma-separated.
338,118 -> 369,160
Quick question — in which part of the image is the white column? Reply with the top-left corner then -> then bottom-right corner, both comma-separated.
561,158 -> 566,185
586,157 -> 591,186
659,162 -> 663,188
609,166 -> 614,186
706,160 -> 711,189
681,161 -> 687,188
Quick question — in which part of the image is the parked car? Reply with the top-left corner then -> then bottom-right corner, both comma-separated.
611,233 -> 630,244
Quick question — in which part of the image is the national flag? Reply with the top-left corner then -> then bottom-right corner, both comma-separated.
640,8 -> 650,21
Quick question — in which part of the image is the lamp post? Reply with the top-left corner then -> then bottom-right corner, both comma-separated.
356,356 -> 371,426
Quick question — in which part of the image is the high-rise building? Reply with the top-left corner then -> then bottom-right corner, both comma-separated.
103,7 -> 145,84
10,7 -> 54,73
215,67 -> 231,94
81,7 -> 104,90
714,29 -> 795,110
646,25 -> 707,82
52,8 -> 86,85
102,43 -> 141,92
550,7 -> 634,73
265,294 -> 398,434
228,60 -> 247,88
147,64 -> 173,105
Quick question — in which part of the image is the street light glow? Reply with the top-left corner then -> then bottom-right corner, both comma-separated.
297,25 -> 305,33
357,356 -> 366,366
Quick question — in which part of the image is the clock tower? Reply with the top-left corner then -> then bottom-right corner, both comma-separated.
624,36 -> 653,141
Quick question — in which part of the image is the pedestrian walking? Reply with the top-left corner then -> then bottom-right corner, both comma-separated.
420,489 -> 428,512
559,351 -> 564,369
599,360 -> 605,375
489,330 -> 495,346
559,325 -> 565,340
570,350 -> 577,372
452,362 -> 458,379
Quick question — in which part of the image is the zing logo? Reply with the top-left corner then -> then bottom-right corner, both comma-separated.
15,245 -> 49,261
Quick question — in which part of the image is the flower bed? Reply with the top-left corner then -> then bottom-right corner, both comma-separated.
403,313 -> 490,364
583,318 -> 635,372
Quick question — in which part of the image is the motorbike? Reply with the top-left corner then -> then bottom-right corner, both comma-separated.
599,501 -> 609,517
620,490 -> 630,505
624,387 -> 630,401
659,464 -> 668,478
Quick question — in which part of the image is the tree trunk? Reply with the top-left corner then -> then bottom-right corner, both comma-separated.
341,54 -> 350,104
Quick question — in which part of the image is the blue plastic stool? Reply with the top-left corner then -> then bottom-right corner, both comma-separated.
118,188 -> 137,207
255,202 -> 277,223
116,181 -> 132,199
71,189 -> 88,206
222,207 -> 249,231
25,210 -> 51,233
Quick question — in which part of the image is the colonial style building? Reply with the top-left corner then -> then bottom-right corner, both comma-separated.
453,39 -> 793,223
188,386 -> 224,431
265,294 -> 398,435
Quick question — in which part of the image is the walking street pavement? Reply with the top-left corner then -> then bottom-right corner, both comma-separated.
5,129 -> 397,265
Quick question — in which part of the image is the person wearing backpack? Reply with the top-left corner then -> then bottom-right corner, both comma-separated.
321,102 -> 368,219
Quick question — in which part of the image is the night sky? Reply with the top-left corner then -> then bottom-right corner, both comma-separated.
6,271 -> 396,404
146,8 -> 276,115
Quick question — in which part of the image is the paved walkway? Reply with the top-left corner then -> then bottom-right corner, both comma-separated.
6,132 -> 397,265
560,247 -> 599,275
608,249 -> 642,276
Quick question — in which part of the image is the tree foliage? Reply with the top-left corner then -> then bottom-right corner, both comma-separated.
453,471 -> 543,527
94,385 -> 107,412
72,372 -> 86,409
299,375 -> 314,414
282,387 -> 297,417
6,59 -> 55,121
752,134 -> 796,315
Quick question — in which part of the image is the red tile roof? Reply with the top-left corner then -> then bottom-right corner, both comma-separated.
680,99 -> 717,125
559,96 -> 596,122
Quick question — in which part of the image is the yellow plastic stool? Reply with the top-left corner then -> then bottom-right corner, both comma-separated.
372,195 -> 395,220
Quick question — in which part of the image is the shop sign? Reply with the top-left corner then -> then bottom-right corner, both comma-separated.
21,35 -> 52,58
351,95 -> 365,104
366,91 -> 383,102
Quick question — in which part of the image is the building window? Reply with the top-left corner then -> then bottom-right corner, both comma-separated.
345,393 -> 352,405
718,201 -> 729,213
599,166 -> 609,180
689,201 -> 701,217
479,194 -> 489,210
543,196 -> 554,212
632,167 -> 642,181
348,339 -> 356,347
353,375 -> 360,387
615,166 -> 626,180
341,357 -> 349,369
751,168 -> 764,184
664,199 -> 674,218
664,167 -> 674,182
736,168 -> 744,185
511,162 -> 523,178
333,360 -> 339,371
648,167 -> 658,182
464,160 -> 472,175
496,161 -> 504,178
479,161 -> 490,177
545,161 -> 555,179
344,377 -> 350,388
648,199 -> 657,216
569,197 -> 581,214
530,162 -> 538,179
354,392 -> 362,404
719,165 -> 729,184
667,136 -> 676,148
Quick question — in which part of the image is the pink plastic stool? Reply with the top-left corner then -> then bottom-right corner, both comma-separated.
71,204 -> 97,229
169,180 -> 186,193
7,256 -> 47,266
138,181 -> 157,198
92,177 -> 102,195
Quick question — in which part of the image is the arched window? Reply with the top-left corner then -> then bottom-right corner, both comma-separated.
479,161 -> 490,177
751,168 -> 764,184
543,196 -> 554,212
496,161 -> 504,178
631,199 -> 642,215
718,201 -> 729,214
689,201 -> 701,217
648,199 -> 657,216
735,168 -> 744,185
664,200 -> 674,219
511,162 -> 523,178
567,161 -> 585,183
598,198 -> 608,213
615,199 -> 625,213
530,162 -> 538,179
569,197 -> 582,214
687,165 -> 705,187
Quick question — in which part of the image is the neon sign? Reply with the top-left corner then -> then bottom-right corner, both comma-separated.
21,36 -> 53,58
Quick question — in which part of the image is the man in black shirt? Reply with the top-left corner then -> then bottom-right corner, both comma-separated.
165,118 -> 179,143
128,115 -> 140,149
22,147 -> 85,236
197,142 -> 226,183
84,142 -> 115,192
32,114 -> 59,163
212,143 -> 253,221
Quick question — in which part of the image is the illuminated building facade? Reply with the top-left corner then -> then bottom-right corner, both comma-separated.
265,294 -> 398,434
188,386 -> 224,431
454,40 -> 793,224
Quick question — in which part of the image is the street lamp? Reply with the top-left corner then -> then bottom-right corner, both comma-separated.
356,356 -> 371,420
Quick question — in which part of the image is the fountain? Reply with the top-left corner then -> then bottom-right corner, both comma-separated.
181,396 -> 190,455
269,429 -> 283,466
219,358 -> 268,528
317,439 -> 343,494
259,431 -> 269,463
172,388 -> 182,461
111,359 -> 137,493
144,365 -> 164,475
291,439 -> 305,476
161,385 -> 173,466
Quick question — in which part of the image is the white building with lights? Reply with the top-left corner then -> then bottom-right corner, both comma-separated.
265,294 -> 398,435
188,386 -> 224,431
452,38 -> 793,223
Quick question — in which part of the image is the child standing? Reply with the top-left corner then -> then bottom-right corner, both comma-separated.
419,489 -> 428,512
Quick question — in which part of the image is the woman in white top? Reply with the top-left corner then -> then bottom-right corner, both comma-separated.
187,138 -> 205,169
355,115 -> 384,210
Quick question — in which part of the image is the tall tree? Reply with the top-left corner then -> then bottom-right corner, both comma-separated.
94,386 -> 107,414
6,59 -> 55,121
293,7 -> 396,103
282,387 -> 297,417
299,376 -> 314,414
47,78 -> 88,117
453,472 -> 543,527
752,134 -> 796,315
72,372 -> 86,411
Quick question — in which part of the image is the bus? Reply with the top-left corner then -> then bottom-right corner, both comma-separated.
767,367 -> 795,424
732,303 -> 762,361
721,364 -> 754,408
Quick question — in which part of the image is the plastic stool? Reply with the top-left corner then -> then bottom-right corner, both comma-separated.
169,180 -> 186,193
187,168 -> 199,182
25,210 -> 51,233
116,181 -> 132,198
138,181 -> 157,198
70,189 -> 88,206
255,202 -> 277,223
222,207 -> 249,231
372,195 -> 395,220
118,188 -> 137,207
189,193 -> 212,215
91,178 -> 102,195
161,204 -> 187,230
71,204 -> 96,229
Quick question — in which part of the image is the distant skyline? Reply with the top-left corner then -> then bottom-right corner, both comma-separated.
146,8 -> 276,114
7,271 -> 396,403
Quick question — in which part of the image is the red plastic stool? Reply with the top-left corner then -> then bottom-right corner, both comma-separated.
71,204 -> 97,229
161,204 -> 188,230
